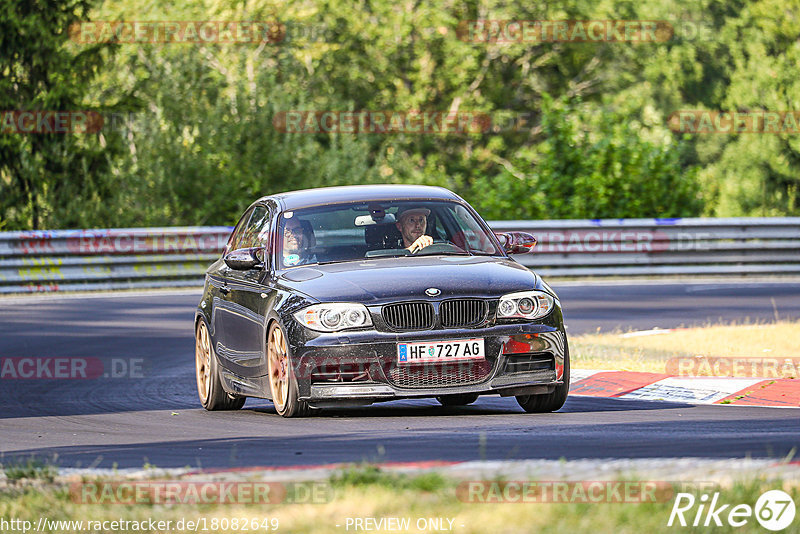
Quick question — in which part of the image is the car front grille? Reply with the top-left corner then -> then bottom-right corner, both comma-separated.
382,299 -> 489,331
382,302 -> 434,331
440,299 -> 488,328
387,360 -> 493,389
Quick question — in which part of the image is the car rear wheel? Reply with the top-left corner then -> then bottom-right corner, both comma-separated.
195,318 -> 245,411
267,322 -> 310,418
515,342 -> 570,413
436,393 -> 479,407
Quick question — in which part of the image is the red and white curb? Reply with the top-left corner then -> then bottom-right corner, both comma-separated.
570,369 -> 799,407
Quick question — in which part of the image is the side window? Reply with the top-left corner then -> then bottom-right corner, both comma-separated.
226,205 -> 271,253
237,205 -> 270,249
255,205 -> 274,249
226,207 -> 256,253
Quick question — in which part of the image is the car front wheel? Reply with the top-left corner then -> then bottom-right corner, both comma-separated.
516,341 -> 570,413
267,321 -> 310,418
195,318 -> 245,411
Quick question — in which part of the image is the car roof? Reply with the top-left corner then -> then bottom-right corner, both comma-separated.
255,184 -> 463,211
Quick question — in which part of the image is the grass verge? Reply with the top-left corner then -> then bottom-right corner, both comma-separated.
0,465 -> 797,533
571,319 -> 800,375
1,458 -> 58,483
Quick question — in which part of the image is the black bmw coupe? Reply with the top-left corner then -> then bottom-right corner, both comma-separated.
195,185 -> 569,417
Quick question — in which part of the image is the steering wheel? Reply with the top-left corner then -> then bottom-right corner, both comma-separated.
412,241 -> 463,254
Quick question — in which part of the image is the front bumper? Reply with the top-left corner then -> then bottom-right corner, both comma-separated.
289,322 -> 567,403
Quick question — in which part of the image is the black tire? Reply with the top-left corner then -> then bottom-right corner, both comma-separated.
267,321 -> 311,418
516,340 -> 570,413
195,318 -> 246,411
436,393 -> 479,407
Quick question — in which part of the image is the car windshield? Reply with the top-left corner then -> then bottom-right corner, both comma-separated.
277,200 -> 502,268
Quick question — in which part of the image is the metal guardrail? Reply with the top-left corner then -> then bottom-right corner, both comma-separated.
491,217 -> 800,277
0,227 -> 231,293
0,217 -> 798,293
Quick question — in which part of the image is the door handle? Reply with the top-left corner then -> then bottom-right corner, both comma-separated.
220,285 -> 230,296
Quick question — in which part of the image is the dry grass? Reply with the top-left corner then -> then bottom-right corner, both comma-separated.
570,320 -> 800,375
2,472 -> 796,534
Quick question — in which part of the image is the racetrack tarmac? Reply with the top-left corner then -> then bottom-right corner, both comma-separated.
1,282 -> 799,470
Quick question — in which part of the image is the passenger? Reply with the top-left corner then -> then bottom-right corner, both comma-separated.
282,218 -> 316,266
395,206 -> 433,253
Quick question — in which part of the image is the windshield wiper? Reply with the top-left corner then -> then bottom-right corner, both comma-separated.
364,249 -> 411,259
415,250 -> 471,257
313,258 -> 364,265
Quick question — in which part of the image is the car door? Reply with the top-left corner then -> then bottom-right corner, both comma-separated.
208,205 -> 256,365
216,203 -> 276,378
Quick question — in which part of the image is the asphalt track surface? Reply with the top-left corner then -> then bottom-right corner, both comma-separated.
1,281 -> 799,470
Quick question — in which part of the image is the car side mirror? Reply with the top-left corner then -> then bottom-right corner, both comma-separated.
224,247 -> 265,270
495,231 -> 537,254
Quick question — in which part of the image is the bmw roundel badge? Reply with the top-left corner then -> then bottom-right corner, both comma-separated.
425,288 -> 441,297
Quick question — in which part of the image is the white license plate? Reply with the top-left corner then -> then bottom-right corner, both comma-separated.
397,338 -> 485,365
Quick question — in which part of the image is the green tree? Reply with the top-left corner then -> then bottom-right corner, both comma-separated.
627,0 -> 800,215
0,0 -> 126,229
471,96 -> 702,220
9,0 -> 800,229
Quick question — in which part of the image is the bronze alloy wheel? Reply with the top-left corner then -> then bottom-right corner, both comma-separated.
194,318 -> 245,411
267,322 -> 310,417
195,320 -> 212,404
267,322 -> 290,412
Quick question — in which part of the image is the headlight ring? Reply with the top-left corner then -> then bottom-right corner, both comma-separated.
497,291 -> 554,320
294,303 -> 373,332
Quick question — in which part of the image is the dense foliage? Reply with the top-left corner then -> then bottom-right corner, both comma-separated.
1,0 -> 798,229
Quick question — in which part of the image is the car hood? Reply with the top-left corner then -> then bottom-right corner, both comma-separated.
277,255 -> 540,303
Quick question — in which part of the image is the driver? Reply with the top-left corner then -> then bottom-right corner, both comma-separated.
395,206 -> 433,253
282,218 -> 316,266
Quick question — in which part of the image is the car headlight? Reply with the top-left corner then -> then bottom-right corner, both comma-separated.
293,303 -> 373,332
497,291 -> 554,320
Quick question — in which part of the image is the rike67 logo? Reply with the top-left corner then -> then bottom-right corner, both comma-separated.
668,490 -> 796,531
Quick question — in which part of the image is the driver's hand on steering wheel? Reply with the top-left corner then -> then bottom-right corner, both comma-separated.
407,235 -> 433,253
